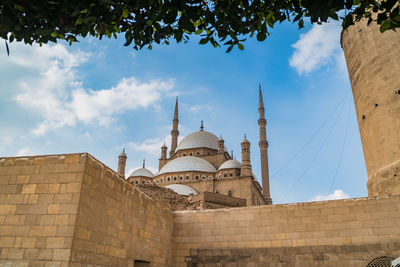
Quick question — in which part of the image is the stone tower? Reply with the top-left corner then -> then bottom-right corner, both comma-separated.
341,21 -> 400,197
258,86 -> 272,204
240,135 -> 253,177
170,97 -> 179,156
159,143 -> 167,170
217,136 -> 224,154
117,148 -> 127,178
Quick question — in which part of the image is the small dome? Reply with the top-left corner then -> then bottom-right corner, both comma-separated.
129,167 -> 154,178
158,156 -> 216,175
218,160 -> 241,170
164,184 -> 199,196
176,130 -> 227,152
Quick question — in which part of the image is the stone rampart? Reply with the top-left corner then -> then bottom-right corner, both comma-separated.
0,154 -> 174,266
172,196 -> 400,266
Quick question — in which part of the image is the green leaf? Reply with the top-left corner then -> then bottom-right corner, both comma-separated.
256,32 -> 266,41
199,37 -> 208,44
122,9 -> 129,18
238,43 -> 244,50
51,32 -> 58,38
380,21 -> 391,32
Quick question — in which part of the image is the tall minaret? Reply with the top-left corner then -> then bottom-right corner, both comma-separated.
170,97 -> 179,156
117,148 -> 127,178
258,85 -> 272,205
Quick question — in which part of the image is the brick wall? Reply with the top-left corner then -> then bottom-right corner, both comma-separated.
172,196 -> 400,266
0,154 -> 86,266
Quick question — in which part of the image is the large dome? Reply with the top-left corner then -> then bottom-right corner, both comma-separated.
218,160 -> 241,170
129,167 -> 154,178
158,156 -> 217,175
176,130 -> 226,152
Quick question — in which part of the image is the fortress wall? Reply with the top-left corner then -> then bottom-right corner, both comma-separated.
172,196 -> 400,266
69,154 -> 174,267
0,154 -> 86,267
341,21 -> 400,197
0,154 -> 174,267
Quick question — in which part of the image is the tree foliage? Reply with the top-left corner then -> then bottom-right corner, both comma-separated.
1,0 -> 399,52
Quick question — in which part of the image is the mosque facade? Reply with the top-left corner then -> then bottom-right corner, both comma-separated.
122,88 -> 272,207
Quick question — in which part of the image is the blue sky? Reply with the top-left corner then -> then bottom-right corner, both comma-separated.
0,20 -> 367,204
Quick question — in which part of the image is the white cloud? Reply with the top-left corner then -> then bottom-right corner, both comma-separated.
289,22 -> 342,74
5,43 -> 174,135
127,137 -> 168,157
70,77 -> 174,125
311,190 -> 350,201
126,134 -> 185,157
189,104 -> 212,113
16,148 -> 33,156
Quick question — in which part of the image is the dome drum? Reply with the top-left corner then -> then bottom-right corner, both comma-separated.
155,171 -> 215,185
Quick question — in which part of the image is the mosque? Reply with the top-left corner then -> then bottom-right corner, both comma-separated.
0,19 -> 399,266
118,87 -> 272,207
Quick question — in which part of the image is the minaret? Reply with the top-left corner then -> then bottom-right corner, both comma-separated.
159,143 -> 168,170
258,85 -> 272,205
169,97 -> 179,156
240,134 -> 252,176
161,143 -> 167,159
117,148 -> 127,178
217,135 -> 224,154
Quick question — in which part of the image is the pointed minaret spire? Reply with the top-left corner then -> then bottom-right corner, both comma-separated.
259,83 -> 264,109
200,120 -> 204,131
170,97 -> 179,156
173,97 -> 178,120
258,84 -> 272,205
143,159 -> 145,168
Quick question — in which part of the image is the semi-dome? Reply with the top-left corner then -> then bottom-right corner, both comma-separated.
164,184 -> 199,196
176,130 -> 227,152
158,156 -> 217,175
218,160 -> 241,170
129,167 -> 154,178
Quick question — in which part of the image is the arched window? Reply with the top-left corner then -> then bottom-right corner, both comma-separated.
180,176 -> 183,181
196,151 -> 200,155
186,176 -> 190,180
135,181 -> 138,184
224,173 -> 227,178
228,190 -> 233,197
173,177 -> 177,181
229,173 -> 233,177
195,176 -> 199,180
167,177 -> 171,182
189,152 -> 193,156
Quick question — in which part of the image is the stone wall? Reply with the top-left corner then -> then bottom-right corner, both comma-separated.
68,154 -> 174,266
172,196 -> 400,266
0,154 -> 86,266
0,154 -> 174,266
